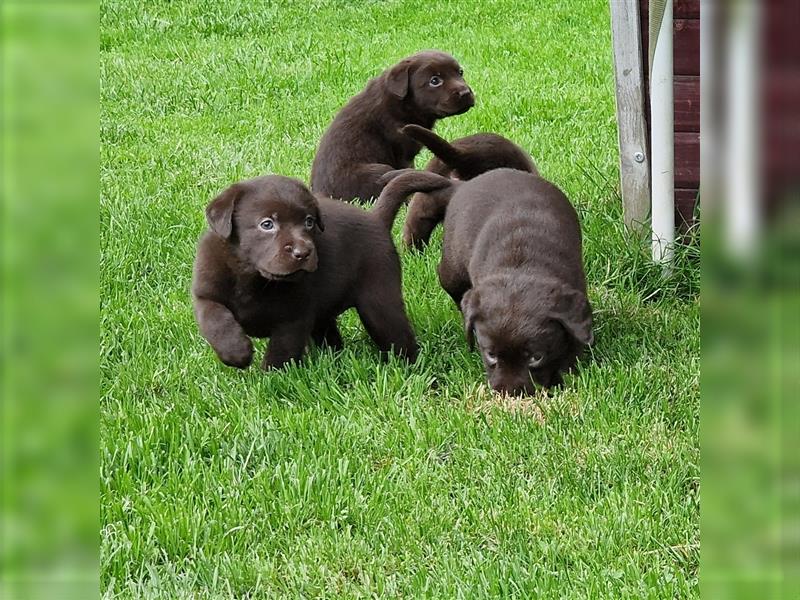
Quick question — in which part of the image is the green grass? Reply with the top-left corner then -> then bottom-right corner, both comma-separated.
100,0 -> 700,597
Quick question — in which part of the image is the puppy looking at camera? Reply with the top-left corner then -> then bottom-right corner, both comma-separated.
191,175 -> 444,369
378,168 -> 593,394
310,50 -> 474,203
397,124 -> 538,249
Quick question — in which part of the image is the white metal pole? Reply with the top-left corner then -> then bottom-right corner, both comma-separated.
650,0 -> 675,264
726,1 -> 760,257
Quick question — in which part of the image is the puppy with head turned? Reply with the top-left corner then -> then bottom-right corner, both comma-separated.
310,50 -> 474,203
379,168 -> 593,394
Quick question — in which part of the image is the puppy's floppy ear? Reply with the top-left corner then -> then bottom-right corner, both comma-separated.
551,287 -> 594,346
460,289 -> 480,350
385,60 -> 411,98
206,184 -> 243,239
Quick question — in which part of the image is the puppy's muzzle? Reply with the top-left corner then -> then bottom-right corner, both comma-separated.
285,242 -> 311,261
283,240 -> 318,271
457,86 -> 473,100
489,369 -> 535,396
452,86 -> 475,114
491,381 -> 531,396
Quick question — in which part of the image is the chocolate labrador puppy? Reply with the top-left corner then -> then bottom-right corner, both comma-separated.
310,50 -> 474,203
398,124 -> 538,249
378,168 -> 593,394
191,175 -> 445,369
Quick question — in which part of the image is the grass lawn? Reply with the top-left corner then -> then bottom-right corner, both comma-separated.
100,0 -> 700,597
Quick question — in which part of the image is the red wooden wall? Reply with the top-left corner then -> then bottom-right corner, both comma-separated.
639,0 -> 700,229
763,0 -> 800,212
629,1 -> 799,232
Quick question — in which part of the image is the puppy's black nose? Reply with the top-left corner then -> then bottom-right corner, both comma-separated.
293,247 -> 311,261
491,381 -> 525,396
285,244 -> 311,261
458,87 -> 473,98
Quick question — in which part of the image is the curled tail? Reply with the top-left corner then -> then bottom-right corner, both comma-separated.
401,124 -> 463,167
371,170 -> 453,230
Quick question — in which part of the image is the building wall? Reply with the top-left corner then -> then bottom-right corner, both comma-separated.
639,0 -> 700,228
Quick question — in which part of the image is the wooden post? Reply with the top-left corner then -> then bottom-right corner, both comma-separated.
610,0 -> 651,234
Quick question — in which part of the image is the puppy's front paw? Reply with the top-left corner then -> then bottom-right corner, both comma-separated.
402,343 -> 419,363
217,337 -> 254,369
260,354 -> 295,371
392,336 -> 418,363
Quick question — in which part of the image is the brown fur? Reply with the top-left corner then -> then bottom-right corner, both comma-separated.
398,124 -> 538,249
377,169 -> 593,394
310,50 -> 474,203
191,175 -> 445,370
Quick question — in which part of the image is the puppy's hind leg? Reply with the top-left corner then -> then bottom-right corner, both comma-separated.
403,191 -> 449,250
355,281 -> 418,362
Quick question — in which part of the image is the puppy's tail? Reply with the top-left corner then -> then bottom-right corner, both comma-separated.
401,124 -> 463,166
371,170 -> 453,231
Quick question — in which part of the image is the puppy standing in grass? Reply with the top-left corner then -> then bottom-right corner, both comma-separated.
310,50 -> 474,203
397,124 -> 539,249
379,168 -> 593,394
192,175 -> 444,369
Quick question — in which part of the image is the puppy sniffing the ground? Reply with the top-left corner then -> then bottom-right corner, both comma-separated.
310,50 -> 474,203
398,124 -> 538,250
191,175 -> 445,369
378,168 -> 593,394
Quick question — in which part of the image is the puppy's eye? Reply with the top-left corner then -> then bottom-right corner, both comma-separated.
528,353 -> 545,368
304,216 -> 315,229
457,68 -> 464,76
429,75 -> 443,87
259,218 -> 275,231
485,352 -> 498,368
